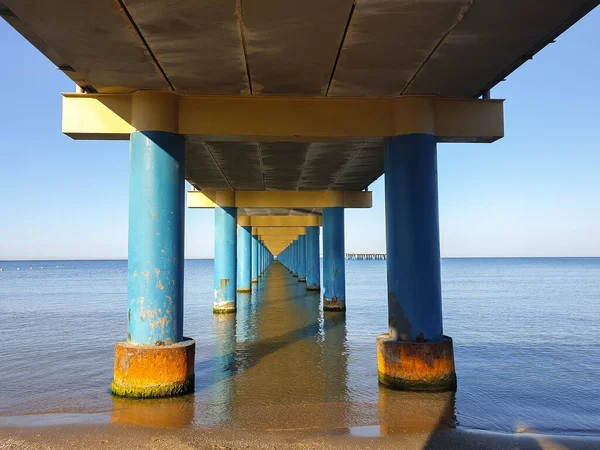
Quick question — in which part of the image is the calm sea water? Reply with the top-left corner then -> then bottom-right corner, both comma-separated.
0,258 -> 598,435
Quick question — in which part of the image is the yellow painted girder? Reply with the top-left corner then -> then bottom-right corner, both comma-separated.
188,190 -> 371,209
253,227 -> 305,236
240,216 -> 322,227
62,92 -> 504,143
260,238 -> 297,246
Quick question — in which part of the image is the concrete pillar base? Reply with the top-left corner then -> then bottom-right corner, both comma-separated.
213,302 -> 237,314
323,297 -> 346,311
376,334 -> 456,392
112,339 -> 195,398
306,285 -> 320,291
298,277 -> 306,282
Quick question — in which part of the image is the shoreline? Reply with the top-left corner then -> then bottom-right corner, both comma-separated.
2,421 -> 600,450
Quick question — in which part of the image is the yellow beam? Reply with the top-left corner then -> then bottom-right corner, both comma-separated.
63,92 -> 504,143
260,236 -> 297,244
241,216 -> 322,227
264,242 -> 292,254
260,238 -> 297,246
188,190 -> 371,209
253,227 -> 305,236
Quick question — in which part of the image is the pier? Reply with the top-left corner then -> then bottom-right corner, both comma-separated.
1,0 -> 596,401
347,253 -> 386,261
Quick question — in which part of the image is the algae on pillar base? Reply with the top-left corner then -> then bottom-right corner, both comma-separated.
112,130 -> 195,398
377,133 -> 456,392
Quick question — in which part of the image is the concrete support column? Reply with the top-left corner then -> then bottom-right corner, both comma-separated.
298,234 -> 307,282
214,206 -> 237,313
377,133 -> 456,392
251,234 -> 259,283
292,239 -> 299,277
237,224 -> 252,292
306,226 -> 320,291
323,207 -> 346,311
113,131 -> 194,398
259,241 -> 264,276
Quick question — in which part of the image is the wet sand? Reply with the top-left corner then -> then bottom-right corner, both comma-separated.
2,423 -> 600,450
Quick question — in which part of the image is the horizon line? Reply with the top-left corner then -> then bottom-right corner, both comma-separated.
1,256 -> 599,263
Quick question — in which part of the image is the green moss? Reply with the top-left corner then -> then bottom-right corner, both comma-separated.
378,372 -> 457,392
213,307 -> 237,314
111,375 -> 195,398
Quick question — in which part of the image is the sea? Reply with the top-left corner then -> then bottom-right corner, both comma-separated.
0,258 -> 598,436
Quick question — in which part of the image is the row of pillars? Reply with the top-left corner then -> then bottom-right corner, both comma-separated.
113,130 -> 456,398
213,206 -> 274,313
276,207 -> 346,310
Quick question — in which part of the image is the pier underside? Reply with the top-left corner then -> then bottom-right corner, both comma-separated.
2,0 -> 595,98
2,0 -> 597,398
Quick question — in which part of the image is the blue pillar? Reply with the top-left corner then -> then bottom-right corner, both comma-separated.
323,207 -> 345,311
384,134 -> 443,342
298,234 -> 307,282
127,131 -> 185,344
292,239 -> 299,277
306,226 -> 320,291
114,131 -> 194,399
377,133 -> 455,392
258,241 -> 264,277
251,234 -> 258,283
214,206 -> 237,313
237,225 -> 252,292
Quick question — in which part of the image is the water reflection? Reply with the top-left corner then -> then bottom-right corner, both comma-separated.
110,395 -> 194,428
110,263 -> 455,437
201,262 -> 351,430
378,386 -> 456,435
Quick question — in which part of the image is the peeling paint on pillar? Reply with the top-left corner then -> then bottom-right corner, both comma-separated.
323,207 -> 345,311
127,131 -> 184,345
214,206 -> 237,313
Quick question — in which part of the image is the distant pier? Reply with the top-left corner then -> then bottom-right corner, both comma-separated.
346,253 -> 386,261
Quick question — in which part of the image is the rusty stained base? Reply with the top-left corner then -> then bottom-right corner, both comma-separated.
306,284 -> 320,291
293,273 -> 299,277
377,334 -> 456,392
112,338 -> 195,398
213,302 -> 237,314
298,277 -> 306,282
323,297 -> 346,311
237,287 -> 252,293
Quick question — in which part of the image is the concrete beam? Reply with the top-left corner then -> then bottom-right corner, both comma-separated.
188,190 -> 372,209
240,216 -> 322,227
63,92 -> 504,143
253,227 -> 306,236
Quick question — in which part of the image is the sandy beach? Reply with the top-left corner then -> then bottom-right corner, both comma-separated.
2,422 -> 600,450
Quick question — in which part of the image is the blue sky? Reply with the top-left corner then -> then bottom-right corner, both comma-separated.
1,10 -> 599,260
